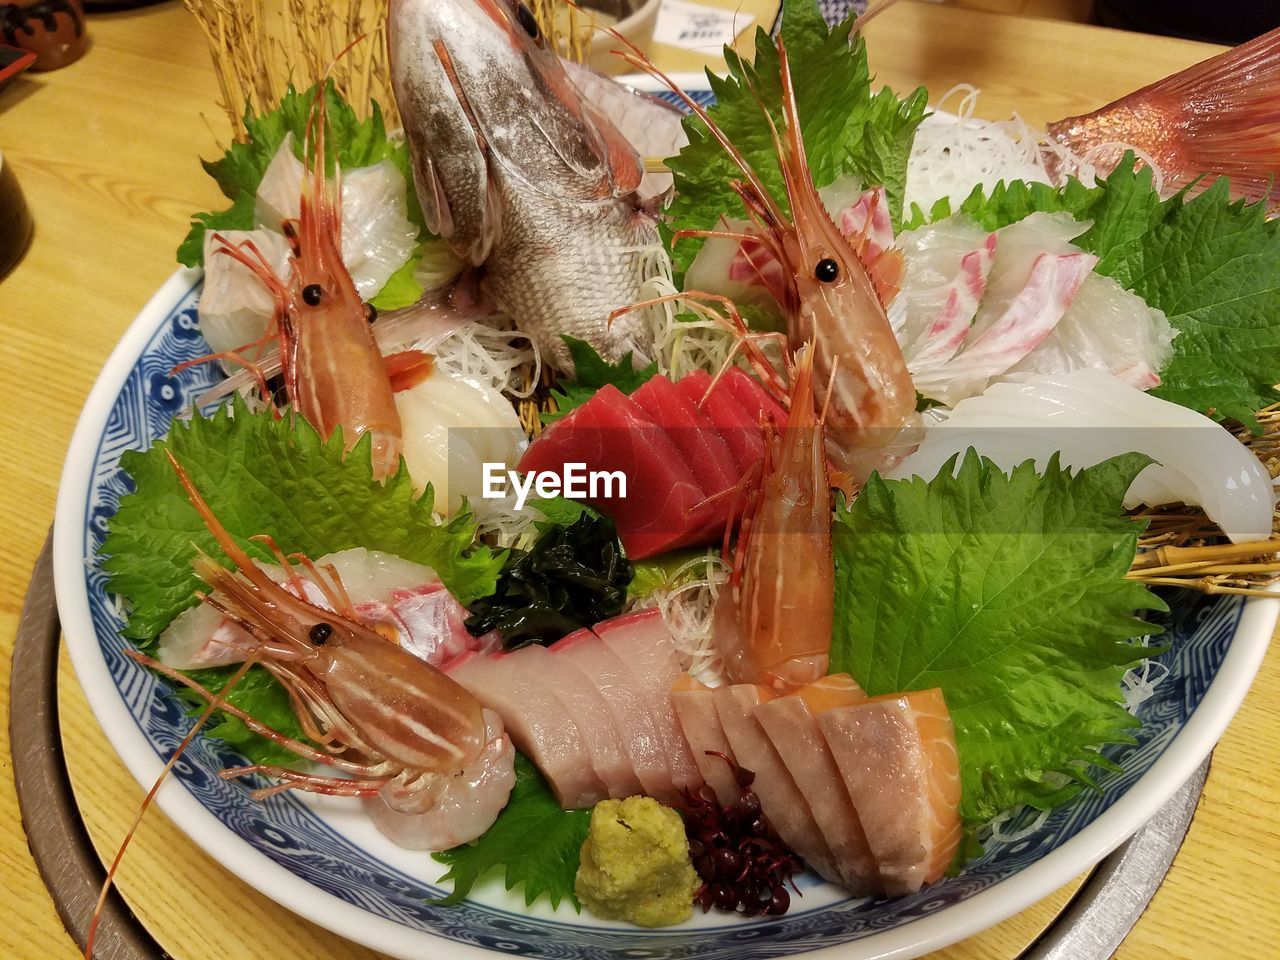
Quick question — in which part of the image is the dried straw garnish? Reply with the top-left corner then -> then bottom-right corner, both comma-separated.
183,0 -> 397,138
182,0 -> 599,142
1127,395 -> 1280,598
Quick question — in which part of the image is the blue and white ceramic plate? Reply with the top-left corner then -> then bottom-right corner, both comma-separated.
55,104 -> 1278,960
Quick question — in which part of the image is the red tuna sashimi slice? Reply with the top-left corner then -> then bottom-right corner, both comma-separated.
506,644 -> 644,799
671,674 -> 741,807
446,652 -> 606,809
712,684 -> 842,885
593,609 -> 702,795
631,375 -> 740,500
518,385 -> 709,559
817,688 -> 962,895
551,627 -> 675,799
676,370 -> 768,475
720,367 -> 788,431
755,695 -> 882,896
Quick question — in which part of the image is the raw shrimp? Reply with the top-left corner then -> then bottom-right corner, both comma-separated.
615,38 -> 920,483
715,346 -> 833,693
177,91 -> 426,479
85,453 -> 514,957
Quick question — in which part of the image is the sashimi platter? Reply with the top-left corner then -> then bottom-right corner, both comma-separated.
54,0 -> 1280,957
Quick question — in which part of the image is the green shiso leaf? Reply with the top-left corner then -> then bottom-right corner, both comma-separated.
431,753 -> 590,910
911,157 -> 1280,426
179,665 -> 309,767
101,395 -> 504,643
663,0 -> 928,276
178,83 -> 420,268
543,336 -> 659,423
830,450 -> 1166,831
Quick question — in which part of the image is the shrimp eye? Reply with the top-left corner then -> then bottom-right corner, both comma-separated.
814,258 -> 840,283
516,2 -> 539,38
364,303 -> 378,325
302,284 -> 324,306
309,622 -> 333,645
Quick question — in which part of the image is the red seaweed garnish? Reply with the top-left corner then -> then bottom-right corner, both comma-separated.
675,752 -> 803,917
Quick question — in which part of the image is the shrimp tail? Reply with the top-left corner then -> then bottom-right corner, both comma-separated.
1047,26 -> 1280,207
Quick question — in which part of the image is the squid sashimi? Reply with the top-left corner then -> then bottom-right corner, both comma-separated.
447,650 -> 607,809
671,674 -> 742,807
890,369 -> 1277,543
818,689 -> 962,896
754,694 -> 882,896
158,548 -> 497,669
552,629 -> 675,800
364,708 -> 515,851
712,684 -> 843,885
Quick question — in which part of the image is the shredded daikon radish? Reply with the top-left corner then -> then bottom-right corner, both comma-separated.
633,551 -> 729,685
905,85 -> 1165,215
984,807 -> 1052,844
1121,635 -> 1172,716
410,320 -> 540,401
634,242 -> 741,380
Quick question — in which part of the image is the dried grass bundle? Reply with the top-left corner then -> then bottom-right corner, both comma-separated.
183,0 -> 397,138
1128,398 -> 1280,597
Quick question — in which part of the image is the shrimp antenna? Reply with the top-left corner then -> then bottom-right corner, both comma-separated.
598,18 -> 788,230
852,0 -> 902,33
84,654 -> 258,959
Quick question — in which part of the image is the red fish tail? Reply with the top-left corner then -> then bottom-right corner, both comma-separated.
1049,26 -> 1280,206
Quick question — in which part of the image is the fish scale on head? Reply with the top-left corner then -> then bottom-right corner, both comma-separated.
390,0 -> 682,373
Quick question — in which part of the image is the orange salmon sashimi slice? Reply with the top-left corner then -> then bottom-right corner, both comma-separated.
790,673 -> 869,713
816,688 -> 962,896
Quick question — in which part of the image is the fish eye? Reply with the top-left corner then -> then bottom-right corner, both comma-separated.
302,284 -> 324,306
309,622 -> 333,645
364,303 -> 378,325
516,2 -> 540,39
814,258 -> 840,283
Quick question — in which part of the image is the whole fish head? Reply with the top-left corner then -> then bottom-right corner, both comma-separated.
389,0 -> 646,265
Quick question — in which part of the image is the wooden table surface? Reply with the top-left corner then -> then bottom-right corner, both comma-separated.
1,2 -> 1276,958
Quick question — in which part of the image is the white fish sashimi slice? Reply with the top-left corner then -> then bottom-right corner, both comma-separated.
891,216 -> 993,342
889,369 -> 1276,543
905,235 -> 998,369
196,228 -> 291,357
255,135 -> 418,299
1005,271 -> 1175,390
914,249 -> 1097,404
156,549 -> 495,669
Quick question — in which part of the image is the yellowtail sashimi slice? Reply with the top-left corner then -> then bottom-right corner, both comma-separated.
755,693 -> 883,897
671,675 -> 741,807
817,688 -> 962,896
712,684 -> 842,885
